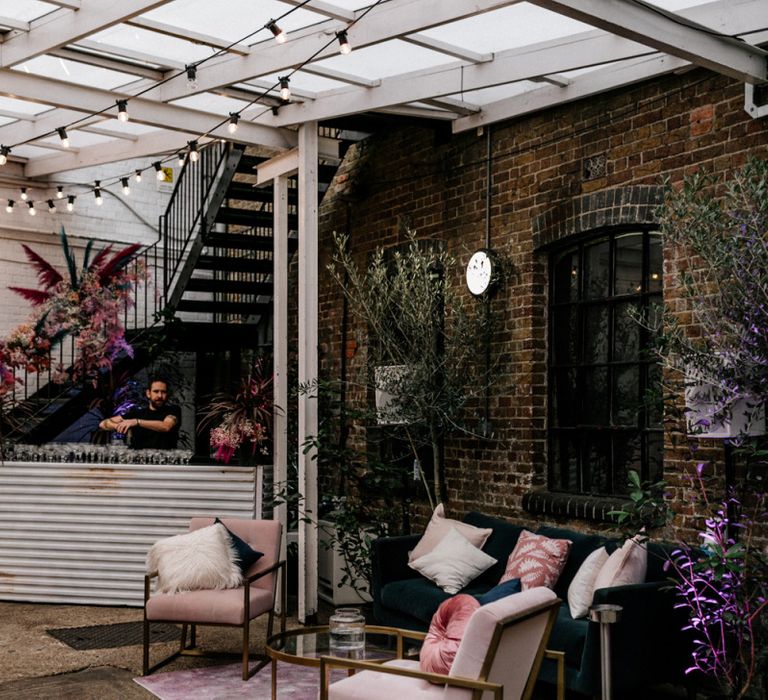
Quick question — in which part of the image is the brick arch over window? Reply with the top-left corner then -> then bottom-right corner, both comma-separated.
532,185 -> 664,250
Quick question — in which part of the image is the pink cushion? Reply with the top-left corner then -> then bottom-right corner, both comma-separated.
146,585 -> 274,625
409,504 -> 492,562
419,594 -> 480,675
328,660 -> 446,700
593,535 -> 647,590
500,530 -> 572,590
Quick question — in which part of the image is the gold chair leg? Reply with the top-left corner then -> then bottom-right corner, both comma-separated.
190,623 -> 197,649
242,618 -> 250,680
142,617 -> 150,675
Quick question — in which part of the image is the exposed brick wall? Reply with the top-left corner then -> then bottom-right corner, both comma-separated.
317,67 -> 768,539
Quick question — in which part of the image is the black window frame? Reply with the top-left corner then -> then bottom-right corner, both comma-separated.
547,226 -> 663,497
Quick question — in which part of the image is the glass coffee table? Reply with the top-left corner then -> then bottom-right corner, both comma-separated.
265,625 -> 423,700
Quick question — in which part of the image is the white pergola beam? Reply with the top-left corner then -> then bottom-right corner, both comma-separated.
401,34 -> 493,63
74,39 -> 185,70
297,121 -> 319,624
50,47 -> 166,80
261,0 -> 768,127
255,148 -> 298,185
280,0 -> 354,22
300,65 -> 381,88
23,127 -> 198,177
532,74 -> 572,87
80,124 -> 139,141
528,0 -> 767,84
157,0 -> 524,102
0,69 -> 292,151
422,97 -> 480,116
125,17 -> 251,55
0,0 -> 172,67
41,0 -> 82,9
0,17 -> 31,32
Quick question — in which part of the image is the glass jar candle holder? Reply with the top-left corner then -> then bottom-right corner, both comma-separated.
329,607 -> 365,656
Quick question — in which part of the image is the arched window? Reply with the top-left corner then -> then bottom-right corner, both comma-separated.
548,229 -> 663,496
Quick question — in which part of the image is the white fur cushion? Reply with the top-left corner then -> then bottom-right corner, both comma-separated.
146,523 -> 242,594
567,547 -> 610,618
409,527 -> 497,594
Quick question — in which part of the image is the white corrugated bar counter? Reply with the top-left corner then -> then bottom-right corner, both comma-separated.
0,461 -> 262,606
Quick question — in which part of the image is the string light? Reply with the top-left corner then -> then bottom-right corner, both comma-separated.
116,99 -> 129,122
121,177 -> 130,195
47,199 -> 56,213
185,64 -> 198,90
177,151 -> 186,167
154,161 -> 165,181
94,181 -> 103,205
267,20 -> 286,44
56,185 -> 64,199
28,201 -> 36,216
279,76 -> 291,101
57,127 -> 69,148
0,145 -> 10,165
228,113 -> 240,134
66,195 -> 76,212
337,30 -> 351,54
188,140 -> 199,163
5,199 -> 14,213
20,187 -> 28,201
135,169 -> 143,183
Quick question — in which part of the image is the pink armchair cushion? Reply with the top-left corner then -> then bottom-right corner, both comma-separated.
408,504 -> 492,563
419,594 -> 480,675
328,660 -> 446,700
145,585 -> 274,625
500,530 -> 572,590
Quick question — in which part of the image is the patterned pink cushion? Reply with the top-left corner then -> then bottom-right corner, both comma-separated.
500,530 -> 572,590
419,594 -> 480,675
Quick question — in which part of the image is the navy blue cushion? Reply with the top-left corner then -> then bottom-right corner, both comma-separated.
463,512 -> 527,585
215,517 -> 263,575
475,578 -> 521,604
381,578 -> 492,623
535,526 -> 607,599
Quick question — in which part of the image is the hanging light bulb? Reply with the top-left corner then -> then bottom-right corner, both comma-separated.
5,199 -> 14,213
154,161 -> 165,181
116,99 -> 129,122
47,199 -> 56,213
94,181 -> 103,205
279,76 -> 291,101
135,169 -> 143,183
185,64 -> 198,90
266,20 -> 286,44
228,113 -> 240,134
177,151 -> 186,167
28,201 -> 36,216
20,187 -> 28,201
0,145 -> 10,165
121,177 -> 130,195
188,140 -> 199,163
56,185 -> 64,199
66,195 -> 76,212
336,30 -> 351,55
57,127 -> 69,148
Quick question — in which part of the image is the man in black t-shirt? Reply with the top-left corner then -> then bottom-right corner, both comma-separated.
99,377 -> 181,449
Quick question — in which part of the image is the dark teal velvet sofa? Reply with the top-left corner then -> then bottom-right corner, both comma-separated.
371,511 -> 690,697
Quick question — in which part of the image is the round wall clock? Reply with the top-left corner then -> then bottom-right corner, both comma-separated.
466,249 -> 497,296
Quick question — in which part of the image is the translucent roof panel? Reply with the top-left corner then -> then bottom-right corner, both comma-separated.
0,96 -> 53,117
86,25 -> 215,66
13,56 -> 139,90
2,0 -> 54,23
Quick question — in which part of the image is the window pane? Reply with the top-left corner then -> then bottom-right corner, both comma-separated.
551,368 -> 578,426
552,306 -> 578,363
648,233 -> 662,293
647,431 -> 663,483
615,233 -> 644,295
584,306 -> 609,363
583,367 -> 609,424
583,432 -> 610,494
613,432 -> 642,494
613,365 -> 640,425
646,363 -> 663,427
553,249 -> 579,303
550,433 -> 579,492
584,239 -> 610,300
614,302 -> 640,361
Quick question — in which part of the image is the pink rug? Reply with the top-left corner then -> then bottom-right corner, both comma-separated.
134,661 -> 344,699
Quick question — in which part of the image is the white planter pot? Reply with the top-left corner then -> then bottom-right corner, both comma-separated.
685,380 -> 765,438
374,364 -> 410,425
317,519 -> 372,605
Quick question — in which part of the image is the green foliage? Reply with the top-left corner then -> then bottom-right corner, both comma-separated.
610,469 -> 673,539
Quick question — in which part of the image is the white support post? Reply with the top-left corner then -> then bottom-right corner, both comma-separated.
273,174 -> 289,615
298,121 -> 319,623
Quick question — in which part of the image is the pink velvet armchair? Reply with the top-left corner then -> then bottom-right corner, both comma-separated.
320,587 -> 562,700
142,517 -> 285,681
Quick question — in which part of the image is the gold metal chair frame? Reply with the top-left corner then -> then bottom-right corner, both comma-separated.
318,598 -> 565,700
142,558 -> 287,681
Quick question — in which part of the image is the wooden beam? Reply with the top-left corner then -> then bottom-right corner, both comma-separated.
256,148 -> 299,185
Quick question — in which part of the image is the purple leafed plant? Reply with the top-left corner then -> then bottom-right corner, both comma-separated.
667,463 -> 768,700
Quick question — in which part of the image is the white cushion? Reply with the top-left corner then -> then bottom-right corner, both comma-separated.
146,523 -> 242,594
567,547 -> 610,618
409,528 -> 497,594
593,536 -> 648,591
408,503 -> 492,562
